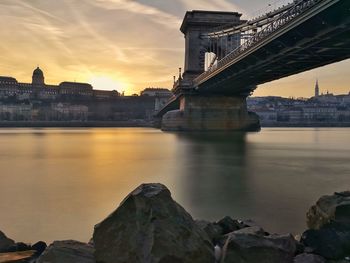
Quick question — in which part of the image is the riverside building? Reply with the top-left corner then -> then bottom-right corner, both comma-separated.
0,67 -> 120,100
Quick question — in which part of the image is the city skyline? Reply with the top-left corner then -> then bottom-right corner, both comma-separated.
2,67 -> 347,99
0,0 -> 349,96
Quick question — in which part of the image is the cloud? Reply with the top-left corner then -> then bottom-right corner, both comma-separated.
90,0 -> 182,29
178,0 -> 244,13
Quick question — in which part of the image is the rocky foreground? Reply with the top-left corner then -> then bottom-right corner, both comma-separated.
1,184 -> 349,263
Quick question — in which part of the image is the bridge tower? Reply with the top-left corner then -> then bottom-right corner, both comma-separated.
160,11 -> 260,132
181,11 -> 242,81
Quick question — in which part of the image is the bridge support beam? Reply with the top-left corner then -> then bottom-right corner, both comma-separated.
161,95 -> 260,132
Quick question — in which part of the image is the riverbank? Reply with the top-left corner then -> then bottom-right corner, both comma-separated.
0,120 -> 154,128
1,184 -> 349,263
1,120 -> 350,129
261,122 -> 350,127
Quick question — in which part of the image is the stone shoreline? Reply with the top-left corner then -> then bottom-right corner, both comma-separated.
1,184 -> 349,263
0,121 -> 154,128
0,121 -> 349,128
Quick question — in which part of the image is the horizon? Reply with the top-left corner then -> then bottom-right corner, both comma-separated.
0,0 -> 349,96
3,66 -> 349,98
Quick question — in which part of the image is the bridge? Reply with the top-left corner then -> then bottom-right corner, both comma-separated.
157,0 -> 350,131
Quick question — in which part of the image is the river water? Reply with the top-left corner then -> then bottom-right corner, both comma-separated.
0,128 -> 349,243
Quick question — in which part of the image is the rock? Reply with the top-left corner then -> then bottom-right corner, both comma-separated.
195,220 -> 223,243
7,242 -> 31,253
241,219 -> 262,228
217,226 -> 268,248
294,253 -> 326,263
0,251 -> 35,262
36,240 -> 94,263
304,247 -> 315,254
301,223 -> 350,260
88,238 -> 94,246
31,241 -> 47,256
307,191 -> 350,230
295,240 -> 305,255
221,232 -> 297,263
233,226 -> 267,236
15,243 -> 31,252
93,183 -> 215,263
0,231 -> 15,252
217,216 -> 244,234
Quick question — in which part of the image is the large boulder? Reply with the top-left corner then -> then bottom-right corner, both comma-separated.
0,231 -> 15,252
300,223 -> 350,260
36,240 -> 95,263
93,183 -> 215,263
307,191 -> 350,230
220,232 -> 297,263
293,253 -> 326,263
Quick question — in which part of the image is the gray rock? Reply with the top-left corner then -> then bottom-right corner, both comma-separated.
7,242 -> 31,252
217,216 -> 244,234
93,183 -> 215,263
294,253 -> 326,263
241,219 -> 262,228
326,260 -> 350,263
221,232 -> 297,263
31,241 -> 47,256
0,230 -> 15,252
36,240 -> 95,263
301,223 -> 350,260
307,191 -> 350,230
233,226 -> 267,236
195,220 -> 223,243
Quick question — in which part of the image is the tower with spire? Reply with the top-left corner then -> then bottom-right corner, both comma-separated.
315,79 -> 319,97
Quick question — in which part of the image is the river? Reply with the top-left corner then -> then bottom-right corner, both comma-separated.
0,128 -> 349,243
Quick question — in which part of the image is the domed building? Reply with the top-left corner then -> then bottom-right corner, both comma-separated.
0,66 -> 120,101
32,66 -> 45,86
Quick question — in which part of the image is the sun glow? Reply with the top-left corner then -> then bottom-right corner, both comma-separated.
88,76 -> 129,93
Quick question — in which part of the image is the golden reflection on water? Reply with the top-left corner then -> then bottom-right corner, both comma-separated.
0,128 -> 349,243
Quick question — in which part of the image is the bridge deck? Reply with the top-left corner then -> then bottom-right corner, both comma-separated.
195,0 -> 350,96
157,0 -> 350,117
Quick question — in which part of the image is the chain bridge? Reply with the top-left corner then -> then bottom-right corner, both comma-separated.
157,0 -> 350,131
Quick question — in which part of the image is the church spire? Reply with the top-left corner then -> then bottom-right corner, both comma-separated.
315,79 -> 319,97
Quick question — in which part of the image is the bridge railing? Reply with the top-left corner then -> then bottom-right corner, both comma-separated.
194,0 -> 323,86
205,1 -> 295,37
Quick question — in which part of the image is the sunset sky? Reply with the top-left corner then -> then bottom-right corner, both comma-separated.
0,0 -> 349,97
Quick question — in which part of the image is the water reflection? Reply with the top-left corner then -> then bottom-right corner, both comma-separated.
173,132 -> 253,222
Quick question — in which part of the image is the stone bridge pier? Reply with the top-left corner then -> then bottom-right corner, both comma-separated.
161,95 -> 260,131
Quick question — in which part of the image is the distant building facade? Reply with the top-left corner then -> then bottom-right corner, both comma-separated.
140,88 -> 172,97
140,88 -> 173,112
0,67 -> 120,101
0,70 -> 170,123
